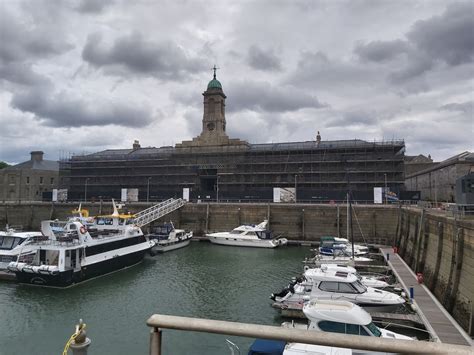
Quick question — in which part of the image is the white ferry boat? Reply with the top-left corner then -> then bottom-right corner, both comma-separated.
206,220 -> 287,248
149,222 -> 192,253
8,219 -> 154,287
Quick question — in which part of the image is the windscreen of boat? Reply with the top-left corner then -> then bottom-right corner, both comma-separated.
0,236 -> 24,250
351,280 -> 367,293
230,229 -> 244,234
256,231 -> 272,239
365,322 -> 382,337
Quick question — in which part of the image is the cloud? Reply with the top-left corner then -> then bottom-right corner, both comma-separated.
11,88 -> 154,128
247,45 -> 282,71
82,32 -> 207,80
439,101 -> 473,114
76,0 -> 115,14
354,39 -> 411,63
226,81 -> 327,113
326,110 -> 379,128
407,2 -> 474,66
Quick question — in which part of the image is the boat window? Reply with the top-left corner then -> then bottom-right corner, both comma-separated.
365,322 -> 382,337
246,231 -> 257,236
346,324 -> 361,335
230,230 -> 243,234
337,282 -> 357,293
317,321 -> 345,334
119,219 -> 125,225
0,236 -> 15,250
11,237 -> 23,249
351,280 -> 367,293
318,281 -> 339,292
69,224 -> 77,230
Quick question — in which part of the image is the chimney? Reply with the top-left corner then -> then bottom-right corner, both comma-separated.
30,151 -> 44,161
132,140 -> 141,150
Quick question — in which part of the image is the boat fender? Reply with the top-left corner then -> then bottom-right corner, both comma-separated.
80,226 -> 87,234
303,265 -> 309,272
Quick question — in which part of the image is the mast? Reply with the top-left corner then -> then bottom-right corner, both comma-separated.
348,192 -> 355,259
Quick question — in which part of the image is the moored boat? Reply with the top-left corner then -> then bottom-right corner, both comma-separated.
148,222 -> 192,253
8,219 -> 154,287
206,220 -> 287,248
0,228 -> 43,272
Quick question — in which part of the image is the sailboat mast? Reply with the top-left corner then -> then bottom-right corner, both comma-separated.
349,192 -> 355,259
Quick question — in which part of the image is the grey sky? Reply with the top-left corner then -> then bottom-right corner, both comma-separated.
0,0 -> 472,164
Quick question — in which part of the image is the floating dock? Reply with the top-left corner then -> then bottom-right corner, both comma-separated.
381,247 -> 472,346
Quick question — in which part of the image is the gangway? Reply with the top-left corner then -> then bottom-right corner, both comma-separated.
133,198 -> 186,228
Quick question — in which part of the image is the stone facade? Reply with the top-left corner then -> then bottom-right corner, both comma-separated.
0,152 -> 59,201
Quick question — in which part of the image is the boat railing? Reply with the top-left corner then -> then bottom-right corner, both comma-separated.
146,314 -> 472,355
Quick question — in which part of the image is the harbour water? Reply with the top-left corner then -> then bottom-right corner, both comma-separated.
0,242 -> 308,355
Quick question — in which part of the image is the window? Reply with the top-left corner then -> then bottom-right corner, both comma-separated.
26,177 -> 30,184
40,177 -> 44,184
318,281 -> 339,292
50,177 -> 54,185
351,281 -> 367,293
365,322 -> 382,337
318,321 -> 345,334
338,282 -> 357,293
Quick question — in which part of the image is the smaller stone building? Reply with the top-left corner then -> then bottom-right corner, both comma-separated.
0,151 -> 59,201
405,151 -> 474,203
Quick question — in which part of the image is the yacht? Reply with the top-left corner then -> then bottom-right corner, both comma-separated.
301,299 -> 413,340
206,220 -> 287,248
248,338 -> 351,355
304,264 -> 389,289
319,236 -> 369,256
148,222 -> 192,253
8,219 -> 155,287
0,228 -> 43,271
271,268 -> 405,313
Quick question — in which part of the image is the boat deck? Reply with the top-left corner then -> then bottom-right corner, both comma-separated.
381,248 -> 472,346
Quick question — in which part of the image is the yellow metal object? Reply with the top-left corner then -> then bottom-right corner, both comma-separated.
62,321 -> 87,355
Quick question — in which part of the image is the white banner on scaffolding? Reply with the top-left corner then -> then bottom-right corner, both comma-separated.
374,187 -> 383,204
183,188 -> 190,201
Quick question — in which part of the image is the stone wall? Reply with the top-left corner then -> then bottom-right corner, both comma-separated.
396,207 -> 474,333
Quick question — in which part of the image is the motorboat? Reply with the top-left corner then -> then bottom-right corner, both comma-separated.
271,268 -> 405,313
248,338 -> 351,355
319,236 -> 369,256
206,220 -> 287,248
304,264 -> 389,289
0,228 -> 43,271
302,299 -> 413,340
310,251 -> 373,266
148,222 -> 192,253
8,219 -> 155,287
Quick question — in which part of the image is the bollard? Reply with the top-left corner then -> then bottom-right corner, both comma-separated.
386,253 -> 390,261
409,286 -> 414,302
70,338 -> 91,355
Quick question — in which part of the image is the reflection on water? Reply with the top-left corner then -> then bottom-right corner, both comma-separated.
0,243 -> 308,355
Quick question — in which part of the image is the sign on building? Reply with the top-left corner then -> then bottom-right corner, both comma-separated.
374,187 -> 383,204
183,188 -> 190,202
273,187 -> 296,203
121,188 -> 139,202
52,189 -> 68,202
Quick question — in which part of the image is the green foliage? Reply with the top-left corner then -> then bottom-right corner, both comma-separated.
0,161 -> 10,169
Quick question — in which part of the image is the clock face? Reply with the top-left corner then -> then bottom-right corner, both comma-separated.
207,122 -> 215,131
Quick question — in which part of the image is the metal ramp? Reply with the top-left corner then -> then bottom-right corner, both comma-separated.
134,198 -> 186,228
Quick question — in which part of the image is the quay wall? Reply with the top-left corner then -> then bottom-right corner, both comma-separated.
0,202 -> 399,244
396,207 -> 474,334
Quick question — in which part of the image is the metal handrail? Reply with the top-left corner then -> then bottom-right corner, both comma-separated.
146,314 -> 472,355
134,199 -> 186,228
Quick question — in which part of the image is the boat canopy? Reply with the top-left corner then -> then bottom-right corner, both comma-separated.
248,339 -> 286,355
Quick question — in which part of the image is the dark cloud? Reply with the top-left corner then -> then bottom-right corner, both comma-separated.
388,53 -> 433,86
82,32 -> 207,80
407,2 -> 474,66
11,89 -> 153,128
354,39 -> 411,63
439,101 -> 473,115
226,81 -> 327,113
76,0 -> 115,13
247,45 -> 282,71
0,62 -> 50,87
326,110 -> 378,128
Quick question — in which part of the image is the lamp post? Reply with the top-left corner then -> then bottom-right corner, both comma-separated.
384,173 -> 387,205
294,174 -> 298,203
147,177 -> 152,203
84,178 -> 90,202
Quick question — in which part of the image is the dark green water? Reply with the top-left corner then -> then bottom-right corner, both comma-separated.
0,243 -> 308,355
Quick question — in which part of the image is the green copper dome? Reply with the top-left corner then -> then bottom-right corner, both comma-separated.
207,78 -> 222,89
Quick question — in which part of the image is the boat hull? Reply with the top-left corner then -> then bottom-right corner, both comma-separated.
207,236 -> 280,248
152,239 -> 191,253
14,249 -> 147,287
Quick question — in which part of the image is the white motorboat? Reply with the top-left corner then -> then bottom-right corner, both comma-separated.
310,251 -> 373,266
248,338 -> 351,355
0,228 -> 43,271
305,264 -> 389,289
303,299 -> 413,340
8,219 -> 155,287
206,220 -> 287,248
149,222 -> 192,253
271,268 -> 405,313
319,236 -> 369,256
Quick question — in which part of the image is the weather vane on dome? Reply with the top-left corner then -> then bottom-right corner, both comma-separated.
212,64 -> 220,79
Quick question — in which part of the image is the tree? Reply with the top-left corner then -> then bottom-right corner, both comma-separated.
0,161 -> 10,169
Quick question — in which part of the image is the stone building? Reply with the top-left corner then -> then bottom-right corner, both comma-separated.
405,151 -> 474,203
0,151 -> 59,201
60,72 -> 406,202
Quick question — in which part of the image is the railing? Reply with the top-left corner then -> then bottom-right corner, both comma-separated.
133,198 -> 186,228
146,314 -> 472,355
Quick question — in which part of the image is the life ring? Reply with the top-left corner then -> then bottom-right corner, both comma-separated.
80,226 -> 87,234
